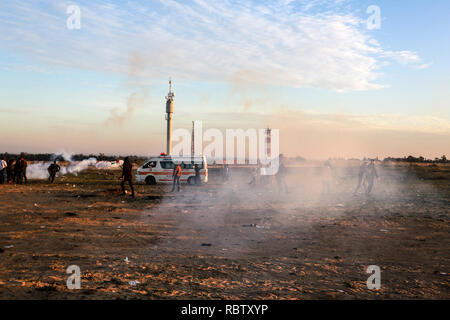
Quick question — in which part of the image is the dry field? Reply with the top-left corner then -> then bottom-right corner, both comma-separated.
0,163 -> 449,299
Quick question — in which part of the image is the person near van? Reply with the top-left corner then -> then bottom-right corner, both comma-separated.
121,157 -> 135,197
48,160 -> 60,183
171,162 -> 182,192
0,157 -> 7,184
194,164 -> 201,185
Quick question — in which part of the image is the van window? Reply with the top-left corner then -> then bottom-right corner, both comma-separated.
183,163 -> 193,169
182,162 -> 204,169
143,161 -> 157,168
160,161 -> 175,169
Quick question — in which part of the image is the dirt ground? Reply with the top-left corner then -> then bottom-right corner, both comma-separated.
0,163 -> 449,299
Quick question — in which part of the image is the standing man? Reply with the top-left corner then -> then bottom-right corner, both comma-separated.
14,157 -> 22,184
6,159 -> 14,183
48,160 -> 61,183
194,163 -> 201,185
365,159 -> 378,194
276,155 -> 288,193
120,157 -> 135,197
0,157 -> 7,184
222,163 -> 229,182
353,161 -> 367,195
171,162 -> 182,192
20,158 -> 27,184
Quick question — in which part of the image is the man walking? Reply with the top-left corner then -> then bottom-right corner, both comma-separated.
120,157 -> 135,197
171,162 -> 182,192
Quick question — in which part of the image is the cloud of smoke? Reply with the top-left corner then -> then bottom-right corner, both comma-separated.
104,53 -> 150,127
26,151 -> 122,179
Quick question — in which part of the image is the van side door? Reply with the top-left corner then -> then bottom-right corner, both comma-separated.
159,160 -> 174,182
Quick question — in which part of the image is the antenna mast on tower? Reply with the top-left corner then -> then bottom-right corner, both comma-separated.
165,79 -> 175,155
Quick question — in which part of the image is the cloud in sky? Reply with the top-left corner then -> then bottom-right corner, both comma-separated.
0,0 -> 424,92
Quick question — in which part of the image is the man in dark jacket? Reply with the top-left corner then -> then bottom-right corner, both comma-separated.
20,158 -> 27,184
48,160 -> 61,183
14,158 -> 22,184
121,157 -> 135,197
194,164 -> 201,185
6,159 -> 14,183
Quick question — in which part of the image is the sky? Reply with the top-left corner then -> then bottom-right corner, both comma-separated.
0,0 -> 449,159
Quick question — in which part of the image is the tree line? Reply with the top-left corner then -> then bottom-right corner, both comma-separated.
383,155 -> 447,163
0,152 -> 148,163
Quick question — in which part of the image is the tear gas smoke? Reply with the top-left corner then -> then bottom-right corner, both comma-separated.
144,159 -> 442,260
26,151 -> 122,180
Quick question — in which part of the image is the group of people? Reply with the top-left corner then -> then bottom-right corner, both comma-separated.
0,156 -> 62,185
244,156 -> 379,196
354,159 -> 378,195
247,155 -> 289,193
0,154 -> 378,198
0,157 -> 28,184
170,162 -> 202,193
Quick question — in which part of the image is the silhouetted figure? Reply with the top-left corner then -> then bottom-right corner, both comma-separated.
120,157 -> 135,197
194,164 -> 201,185
20,158 -> 27,184
48,160 -> 60,183
354,161 -> 367,195
171,162 -> 182,192
222,164 -> 230,182
365,160 -> 378,194
6,159 -> 14,183
276,155 -> 288,193
14,158 -> 22,184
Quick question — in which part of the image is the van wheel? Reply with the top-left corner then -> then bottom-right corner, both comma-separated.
187,177 -> 196,185
145,176 -> 156,185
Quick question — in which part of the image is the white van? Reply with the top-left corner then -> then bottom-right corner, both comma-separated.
135,155 -> 208,185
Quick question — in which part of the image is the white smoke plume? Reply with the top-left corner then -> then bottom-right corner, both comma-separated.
26,151 -> 123,180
